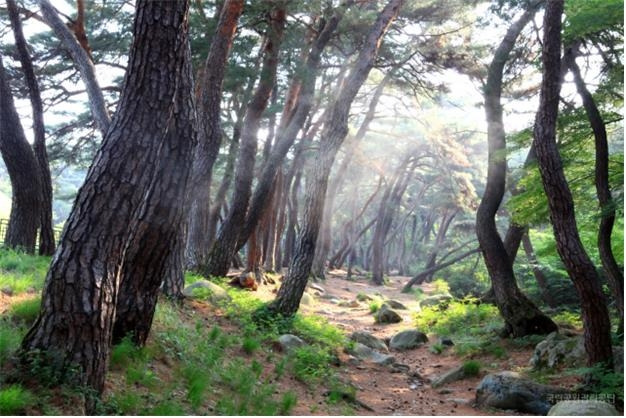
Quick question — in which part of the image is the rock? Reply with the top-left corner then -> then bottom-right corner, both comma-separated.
339,300 -> 360,308
431,365 -> 466,388
389,363 -> 410,373
419,294 -> 453,309
350,331 -> 389,353
375,304 -> 403,324
530,332 -> 585,370
386,299 -> 408,310
475,371 -> 569,415
277,334 -> 305,352
439,337 -> 454,346
389,330 -> 428,350
329,298 -> 342,304
182,280 -> 231,304
0,286 -> 13,296
548,400 -> 619,416
300,292 -> 314,306
346,342 -> 395,366
308,282 -> 325,294
446,398 -> 470,405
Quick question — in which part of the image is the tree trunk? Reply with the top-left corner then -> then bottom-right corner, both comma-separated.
204,5 -> 286,277
21,1 -> 196,405
269,0 -> 404,317
7,0 -> 55,255
475,1 -> 556,337
402,248 -> 481,292
533,0 -> 613,367
521,233 -> 556,308
38,0 -> 110,135
564,43 -> 624,333
185,0 -> 244,270
0,56 -> 41,253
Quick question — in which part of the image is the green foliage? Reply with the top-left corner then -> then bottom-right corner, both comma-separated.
125,365 -> 158,389
564,0 -> 624,43
146,400 -> 186,416
552,311 -> 583,328
431,278 -> 450,294
369,301 -> 380,313
110,337 -> 146,369
566,363 -> 624,403
291,345 -> 332,384
462,360 -> 481,376
182,366 -> 211,411
0,385 -> 34,415
242,336 -> 261,354
9,297 -> 40,324
429,343 -> 445,354
106,392 -> 142,415
291,315 -> 346,349
0,319 -> 24,365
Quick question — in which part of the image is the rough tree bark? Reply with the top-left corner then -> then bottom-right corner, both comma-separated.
269,0 -> 404,317
38,0 -> 110,135
0,55 -> 41,253
204,5 -> 286,277
21,0 -> 196,406
7,0 -> 55,255
532,0 -> 613,367
564,43 -> 623,332
185,0 -> 244,271
475,1 -> 557,337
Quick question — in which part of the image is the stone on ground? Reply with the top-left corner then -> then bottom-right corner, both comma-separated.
345,342 -> 395,366
419,293 -> 453,309
389,330 -> 428,350
529,332 -> 585,369
375,304 -> 402,324
475,371 -> 569,415
548,400 -> 619,416
350,331 -> 389,353
431,364 -> 465,388
182,280 -> 231,304
277,334 -> 305,352
385,299 -> 408,310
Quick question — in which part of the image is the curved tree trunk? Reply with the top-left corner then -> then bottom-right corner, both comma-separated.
475,1 -> 556,337
21,1 -> 196,406
564,43 -> 623,333
270,0 -> 404,317
0,55 -> 42,254
204,6 -> 286,277
533,0 -> 613,367
7,0 -> 55,255
185,0 -> 244,270
38,0 -> 110,135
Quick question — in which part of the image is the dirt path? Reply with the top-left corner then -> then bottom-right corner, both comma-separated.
247,269 -> 535,415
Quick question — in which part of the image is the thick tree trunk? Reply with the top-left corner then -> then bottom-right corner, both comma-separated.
162,226 -> 186,301
0,56 -> 41,253
7,0 -> 55,255
269,0 -> 404,317
21,1 -> 196,404
564,44 -> 624,332
533,0 -> 612,367
38,0 -> 110,135
204,6 -> 286,277
185,0 -> 244,270
475,1 -> 556,337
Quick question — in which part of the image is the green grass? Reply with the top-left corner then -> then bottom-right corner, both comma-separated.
369,301 -> 380,313
0,249 -> 49,295
462,360 -> 481,376
0,384 -> 34,414
0,319 -> 25,365
291,345 -> 332,384
9,297 -> 41,324
242,335 -> 261,354
431,278 -> 450,294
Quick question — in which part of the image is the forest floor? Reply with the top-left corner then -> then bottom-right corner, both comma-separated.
0,251 -> 585,416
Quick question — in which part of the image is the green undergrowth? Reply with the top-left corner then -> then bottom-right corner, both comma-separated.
414,298 -> 506,358
0,249 -> 49,295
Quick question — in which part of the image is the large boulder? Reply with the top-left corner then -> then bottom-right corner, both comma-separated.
183,280 -> 231,304
277,334 -> 306,352
530,332 -> 585,369
475,371 -> 569,415
419,293 -> 453,309
375,304 -> 402,324
345,342 -> 395,366
548,400 -> 619,416
350,331 -> 389,353
389,330 -> 428,351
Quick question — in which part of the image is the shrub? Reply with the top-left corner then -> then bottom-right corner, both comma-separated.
0,385 -> 34,415
369,301 -> 380,314
291,345 -> 332,384
462,360 -> 481,376
242,336 -> 261,354
432,278 -> 450,294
